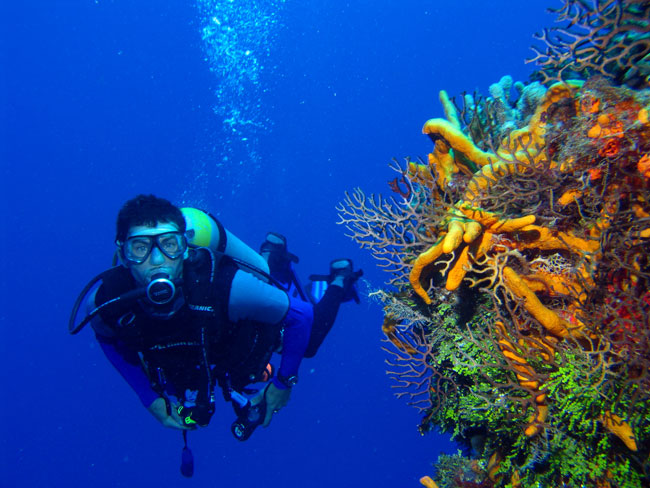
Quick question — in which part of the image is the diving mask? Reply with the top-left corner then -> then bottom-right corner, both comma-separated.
122,231 -> 187,264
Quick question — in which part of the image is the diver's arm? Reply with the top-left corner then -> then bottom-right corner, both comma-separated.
85,289 -> 160,409
228,270 -> 313,381
274,295 -> 313,382
95,334 -> 187,428
95,333 -> 160,408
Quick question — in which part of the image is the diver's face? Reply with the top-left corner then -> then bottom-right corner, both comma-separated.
124,223 -> 185,287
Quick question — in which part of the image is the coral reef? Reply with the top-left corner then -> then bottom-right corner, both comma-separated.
337,2 -> 650,486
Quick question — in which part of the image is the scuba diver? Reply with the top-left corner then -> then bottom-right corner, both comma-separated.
69,194 -> 362,477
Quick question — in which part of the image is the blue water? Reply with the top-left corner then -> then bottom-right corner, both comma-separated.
2,1 -> 555,486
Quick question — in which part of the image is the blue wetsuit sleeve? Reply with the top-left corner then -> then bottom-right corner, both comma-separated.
95,333 -> 160,408
229,270 -> 313,383
275,294 -> 313,384
85,289 -> 159,408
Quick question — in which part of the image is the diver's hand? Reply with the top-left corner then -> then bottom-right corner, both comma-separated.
147,397 -> 192,430
253,382 -> 291,427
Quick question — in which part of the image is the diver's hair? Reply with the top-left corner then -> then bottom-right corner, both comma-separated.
115,194 -> 186,242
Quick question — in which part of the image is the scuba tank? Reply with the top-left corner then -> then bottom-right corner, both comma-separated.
181,208 -> 270,279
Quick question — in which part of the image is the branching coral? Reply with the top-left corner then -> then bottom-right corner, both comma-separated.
528,0 -> 650,88
338,168 -> 443,288
339,35 -> 650,488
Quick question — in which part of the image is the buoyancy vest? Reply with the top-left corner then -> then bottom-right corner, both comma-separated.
94,248 -> 282,396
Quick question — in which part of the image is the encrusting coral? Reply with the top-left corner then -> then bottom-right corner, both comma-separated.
337,1 -> 650,486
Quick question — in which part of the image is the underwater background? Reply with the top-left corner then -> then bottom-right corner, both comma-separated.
2,1 -> 558,487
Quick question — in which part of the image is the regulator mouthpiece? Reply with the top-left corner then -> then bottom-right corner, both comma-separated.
147,273 -> 176,305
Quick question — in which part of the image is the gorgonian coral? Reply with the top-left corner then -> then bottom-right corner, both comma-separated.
528,0 -> 650,88
338,10 -> 650,486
